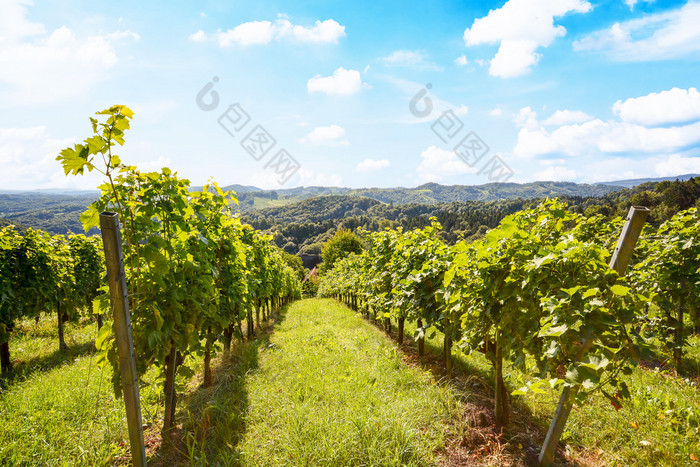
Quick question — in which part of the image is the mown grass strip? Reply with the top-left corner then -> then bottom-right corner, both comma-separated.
236,298 -> 458,466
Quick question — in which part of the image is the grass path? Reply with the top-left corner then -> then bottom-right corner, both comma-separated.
233,298 -> 458,466
1,299 -> 460,466
2,299 -> 699,466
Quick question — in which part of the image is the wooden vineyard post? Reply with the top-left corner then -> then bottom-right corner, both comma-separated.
538,206 -> 650,466
100,212 -> 147,467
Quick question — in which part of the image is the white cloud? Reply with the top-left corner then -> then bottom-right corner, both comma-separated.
543,109 -> 594,126
514,106 -> 539,130
0,1 -> 138,104
417,146 -> 477,181
276,18 -> 345,43
455,55 -> 468,66
535,165 -> 577,181
623,0 -> 653,10
454,105 -> 469,116
194,17 -> 345,47
580,153 -> 700,183
307,67 -> 364,96
489,108 -> 503,117
612,87 -> 700,127
216,20 -> 275,46
513,110 -> 700,159
300,125 -> 349,146
382,50 -> 423,66
294,169 -> 342,186
138,155 -> 173,173
0,126 -> 76,189
381,50 -> 442,71
655,153 -> 700,176
0,0 -> 44,45
574,1 -> 700,61
463,0 -> 592,77
490,39 -> 541,78
356,158 -> 390,172
189,30 -> 207,42
0,127 -> 169,190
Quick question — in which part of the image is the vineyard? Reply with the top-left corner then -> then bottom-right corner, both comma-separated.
319,200 -> 700,464
1,106 -> 302,463
1,105 -> 699,466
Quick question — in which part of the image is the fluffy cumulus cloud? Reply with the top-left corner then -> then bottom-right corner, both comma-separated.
307,67 -> 364,96
543,110 -> 594,126
463,0 -> 591,78
0,0 -> 138,104
454,55 -> 468,66
300,125 -> 349,146
513,87 -> 700,159
191,17 -> 345,47
417,146 -> 476,182
613,87 -> 700,127
574,1 -> 700,61
355,158 -> 390,172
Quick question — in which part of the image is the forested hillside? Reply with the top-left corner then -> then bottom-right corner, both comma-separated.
3,178 -> 699,255
243,177 -> 700,254
0,192 -> 98,235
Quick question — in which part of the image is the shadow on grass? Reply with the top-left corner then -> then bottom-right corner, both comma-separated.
147,305 -> 291,466
353,305 -> 586,467
0,340 -> 96,389
632,339 -> 700,381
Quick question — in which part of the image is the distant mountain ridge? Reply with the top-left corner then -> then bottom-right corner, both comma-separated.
234,180 -> 625,211
594,174 -> 699,188
1,175 -> 695,235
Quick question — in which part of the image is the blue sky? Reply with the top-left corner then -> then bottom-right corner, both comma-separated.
1,0 -> 700,190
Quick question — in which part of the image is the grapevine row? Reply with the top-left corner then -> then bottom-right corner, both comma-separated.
0,229 -> 103,372
50,105 -> 302,444
319,199 -> 700,431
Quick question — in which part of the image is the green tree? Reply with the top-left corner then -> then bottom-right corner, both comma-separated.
320,229 -> 363,272
280,251 -> 305,281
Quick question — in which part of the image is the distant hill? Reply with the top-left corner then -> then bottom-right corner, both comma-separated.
347,181 -> 623,204
0,188 -> 99,196
594,174 -> 699,189
236,181 -> 625,212
191,184 -> 262,194
4,176 -> 696,237
242,177 -> 700,254
244,195 -> 382,225
0,192 -> 98,235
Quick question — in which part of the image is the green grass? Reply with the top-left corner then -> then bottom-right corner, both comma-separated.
3,301 -> 697,466
1,301 -> 460,466
0,316 -> 147,465
235,299 -> 457,466
390,312 -> 700,466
